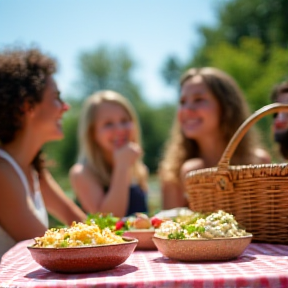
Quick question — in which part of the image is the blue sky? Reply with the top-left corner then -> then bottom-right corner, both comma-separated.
0,0 -> 221,105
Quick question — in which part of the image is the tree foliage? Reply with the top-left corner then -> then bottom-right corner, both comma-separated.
137,103 -> 175,172
191,0 -> 288,67
203,0 -> 288,47
77,45 -> 143,105
162,0 -> 288,86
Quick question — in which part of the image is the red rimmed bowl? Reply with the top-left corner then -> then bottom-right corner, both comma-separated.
152,235 -> 252,262
123,229 -> 156,250
27,237 -> 138,273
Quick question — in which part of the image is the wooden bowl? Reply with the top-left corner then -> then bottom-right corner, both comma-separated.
27,237 -> 138,273
152,235 -> 252,262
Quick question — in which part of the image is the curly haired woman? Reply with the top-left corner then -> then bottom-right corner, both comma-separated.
0,46 -> 86,257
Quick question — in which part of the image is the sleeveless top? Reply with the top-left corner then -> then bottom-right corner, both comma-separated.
125,183 -> 148,216
0,149 -> 49,258
76,183 -> 148,217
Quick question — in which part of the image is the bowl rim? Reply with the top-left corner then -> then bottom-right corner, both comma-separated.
123,229 -> 155,233
27,236 -> 138,250
153,234 -> 253,242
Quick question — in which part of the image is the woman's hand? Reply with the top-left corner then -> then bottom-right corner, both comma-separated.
114,142 -> 142,168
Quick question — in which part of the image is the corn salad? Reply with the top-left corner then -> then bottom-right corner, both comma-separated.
34,222 -> 124,248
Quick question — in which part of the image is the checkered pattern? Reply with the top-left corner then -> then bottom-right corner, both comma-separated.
0,239 -> 288,287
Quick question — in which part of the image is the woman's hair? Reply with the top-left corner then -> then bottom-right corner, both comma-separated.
159,67 -> 263,183
270,81 -> 288,102
77,90 -> 147,189
0,46 -> 57,172
270,81 -> 288,159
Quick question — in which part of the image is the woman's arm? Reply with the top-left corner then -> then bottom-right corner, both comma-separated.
70,142 -> 142,217
161,180 -> 188,210
180,158 -> 205,180
40,169 -> 86,225
0,162 -> 47,241
254,148 -> 271,164
70,163 -> 131,217
161,158 -> 204,210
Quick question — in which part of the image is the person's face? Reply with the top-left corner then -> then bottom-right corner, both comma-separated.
94,102 -> 135,154
31,76 -> 70,141
273,92 -> 288,135
177,75 -> 221,140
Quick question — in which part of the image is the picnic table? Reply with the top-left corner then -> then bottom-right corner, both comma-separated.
0,239 -> 288,287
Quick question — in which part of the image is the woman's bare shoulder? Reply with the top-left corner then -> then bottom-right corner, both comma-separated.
69,163 -> 96,185
69,163 -> 90,178
181,158 -> 205,177
0,159 -> 20,188
0,159 -> 27,207
69,163 -> 101,188
254,148 -> 271,164
70,163 -> 85,174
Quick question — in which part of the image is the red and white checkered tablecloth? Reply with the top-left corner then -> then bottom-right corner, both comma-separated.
0,239 -> 288,288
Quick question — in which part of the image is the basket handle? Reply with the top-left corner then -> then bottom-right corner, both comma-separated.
218,103 -> 288,170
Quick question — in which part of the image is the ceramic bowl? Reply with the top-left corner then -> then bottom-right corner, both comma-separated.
27,237 -> 138,273
123,229 -> 156,250
152,235 -> 252,262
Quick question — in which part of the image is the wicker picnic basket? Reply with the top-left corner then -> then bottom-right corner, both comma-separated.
185,103 -> 288,244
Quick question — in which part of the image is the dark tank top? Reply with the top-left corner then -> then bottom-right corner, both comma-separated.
75,184 -> 148,216
126,183 -> 148,216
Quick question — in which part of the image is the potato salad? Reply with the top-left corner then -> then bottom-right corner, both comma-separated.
155,210 -> 250,240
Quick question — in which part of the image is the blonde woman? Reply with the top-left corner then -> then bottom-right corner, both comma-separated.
158,67 -> 270,209
69,90 -> 148,217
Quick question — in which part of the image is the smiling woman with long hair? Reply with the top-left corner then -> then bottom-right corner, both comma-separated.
158,67 -> 270,209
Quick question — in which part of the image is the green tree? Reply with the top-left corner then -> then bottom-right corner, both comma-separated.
137,102 -> 176,172
162,0 -> 288,85
77,45 -> 143,106
191,0 -> 288,67
161,56 -> 182,87
201,0 -> 288,47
